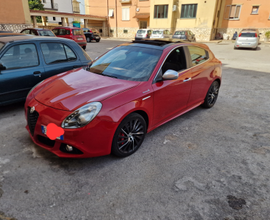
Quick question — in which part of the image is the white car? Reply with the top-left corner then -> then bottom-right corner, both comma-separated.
234,30 -> 260,50
150,30 -> 172,39
135,29 -> 152,40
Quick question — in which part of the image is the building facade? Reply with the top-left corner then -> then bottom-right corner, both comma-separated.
150,0 -> 220,41
0,0 -> 32,32
86,0 -> 150,38
217,0 -> 270,40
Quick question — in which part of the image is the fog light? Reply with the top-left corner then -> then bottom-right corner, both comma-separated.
66,145 -> 73,152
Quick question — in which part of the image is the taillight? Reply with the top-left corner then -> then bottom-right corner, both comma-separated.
255,33 -> 257,37
239,33 -> 242,37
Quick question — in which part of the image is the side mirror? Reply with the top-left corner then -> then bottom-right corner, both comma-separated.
0,63 -> 6,71
162,70 -> 178,80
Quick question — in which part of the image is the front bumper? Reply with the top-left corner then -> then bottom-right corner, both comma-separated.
25,99 -> 118,158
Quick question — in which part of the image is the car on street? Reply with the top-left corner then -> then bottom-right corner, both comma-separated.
135,29 -> 152,40
82,28 -> 101,42
0,36 -> 92,106
150,29 -> 172,39
52,27 -> 87,50
172,30 -> 196,42
234,30 -> 259,50
25,39 -> 222,158
20,28 -> 55,37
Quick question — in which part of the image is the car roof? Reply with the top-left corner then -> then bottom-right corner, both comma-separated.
0,35 -> 74,43
53,27 -> 81,30
128,38 -> 207,51
240,31 -> 257,33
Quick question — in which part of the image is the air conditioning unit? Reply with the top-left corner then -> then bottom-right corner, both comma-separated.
121,0 -> 131,3
173,5 -> 177,11
54,3 -> 58,9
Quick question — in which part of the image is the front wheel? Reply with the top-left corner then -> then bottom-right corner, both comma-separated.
201,80 -> 220,108
86,37 -> 91,42
82,46 -> 86,50
111,113 -> 146,157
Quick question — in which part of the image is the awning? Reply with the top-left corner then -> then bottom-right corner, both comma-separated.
133,13 -> 150,19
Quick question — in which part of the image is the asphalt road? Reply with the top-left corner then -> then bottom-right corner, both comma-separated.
0,40 -> 270,220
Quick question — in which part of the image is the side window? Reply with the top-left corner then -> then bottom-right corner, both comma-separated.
41,43 -> 76,64
59,29 -> 70,35
30,30 -> 36,36
52,29 -> 59,35
22,30 -> 30,34
0,44 -> 39,70
188,46 -> 209,66
64,45 -> 77,60
161,47 -> 187,73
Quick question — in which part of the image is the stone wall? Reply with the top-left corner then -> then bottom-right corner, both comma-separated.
0,24 -> 33,33
173,28 -> 213,42
109,27 -> 138,38
217,28 -> 270,41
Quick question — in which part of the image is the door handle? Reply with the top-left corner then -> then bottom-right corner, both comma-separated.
183,77 -> 191,82
33,71 -> 41,77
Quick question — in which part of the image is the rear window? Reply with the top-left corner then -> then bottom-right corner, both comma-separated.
153,31 -> 162,34
73,29 -> 83,35
174,31 -> 186,35
0,42 -> 4,51
240,33 -> 256,37
38,30 -> 55,36
137,30 -> 146,34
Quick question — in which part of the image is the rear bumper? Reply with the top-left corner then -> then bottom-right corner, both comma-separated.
234,41 -> 258,48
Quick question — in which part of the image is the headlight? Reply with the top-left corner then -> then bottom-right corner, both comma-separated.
27,80 -> 44,98
61,102 -> 102,129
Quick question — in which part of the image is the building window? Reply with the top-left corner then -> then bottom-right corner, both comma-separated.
224,5 -> 241,20
140,21 -> 147,29
53,17 -> 56,21
154,5 -> 168,19
122,8 -> 130,21
43,0 -> 46,3
180,4 -> 197,18
251,6 -> 259,14
123,30 -> 128,33
72,0 -> 80,13
109,9 -> 114,17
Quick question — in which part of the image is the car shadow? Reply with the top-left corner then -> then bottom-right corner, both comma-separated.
0,101 -> 25,116
235,47 -> 261,51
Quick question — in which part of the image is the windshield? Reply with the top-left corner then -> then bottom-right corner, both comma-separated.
0,42 -> 5,51
153,31 -> 162,35
38,30 -> 55,36
89,45 -> 162,81
73,29 -> 84,35
137,30 -> 146,34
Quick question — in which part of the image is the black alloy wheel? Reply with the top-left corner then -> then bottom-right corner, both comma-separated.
111,113 -> 146,157
201,80 -> 220,108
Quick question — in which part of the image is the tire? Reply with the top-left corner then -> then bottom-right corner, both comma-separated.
82,46 -> 86,50
96,39 -> 100,42
86,37 -> 91,42
111,113 -> 146,157
201,80 -> 220,108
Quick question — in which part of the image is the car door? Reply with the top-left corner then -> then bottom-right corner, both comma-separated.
151,47 -> 192,126
40,42 -> 83,79
185,46 -> 213,108
0,43 -> 45,104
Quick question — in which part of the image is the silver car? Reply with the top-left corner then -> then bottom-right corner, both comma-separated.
150,29 -> 172,39
135,29 -> 152,40
234,31 -> 259,50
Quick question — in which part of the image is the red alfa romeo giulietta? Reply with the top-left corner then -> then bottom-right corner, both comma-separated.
25,39 -> 222,158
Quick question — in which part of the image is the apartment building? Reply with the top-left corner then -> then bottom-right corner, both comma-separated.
86,0 -> 150,37
0,0 -> 32,32
217,0 -> 270,39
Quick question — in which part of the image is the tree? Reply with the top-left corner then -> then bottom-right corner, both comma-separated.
28,0 -> 44,23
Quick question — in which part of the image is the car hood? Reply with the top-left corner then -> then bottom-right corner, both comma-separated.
35,69 -> 140,111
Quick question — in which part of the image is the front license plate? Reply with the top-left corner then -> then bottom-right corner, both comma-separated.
41,125 -> 64,140
77,37 -> 83,40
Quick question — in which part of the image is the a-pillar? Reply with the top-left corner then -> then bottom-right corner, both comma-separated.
31,16 -> 37,28
84,19 -> 88,28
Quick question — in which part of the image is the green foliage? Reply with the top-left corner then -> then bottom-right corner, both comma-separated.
265,31 -> 270,39
28,0 -> 44,10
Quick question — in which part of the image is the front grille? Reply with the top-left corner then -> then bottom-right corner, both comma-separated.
37,135 -> 55,147
27,107 -> 39,136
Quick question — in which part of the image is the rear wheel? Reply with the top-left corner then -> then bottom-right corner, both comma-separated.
111,113 -> 146,157
201,80 -> 220,108
82,46 -> 86,50
86,37 -> 91,42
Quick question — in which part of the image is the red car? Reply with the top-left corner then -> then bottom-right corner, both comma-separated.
52,27 -> 87,50
25,39 -> 222,158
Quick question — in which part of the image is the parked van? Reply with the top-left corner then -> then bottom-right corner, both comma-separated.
135,29 -> 152,40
